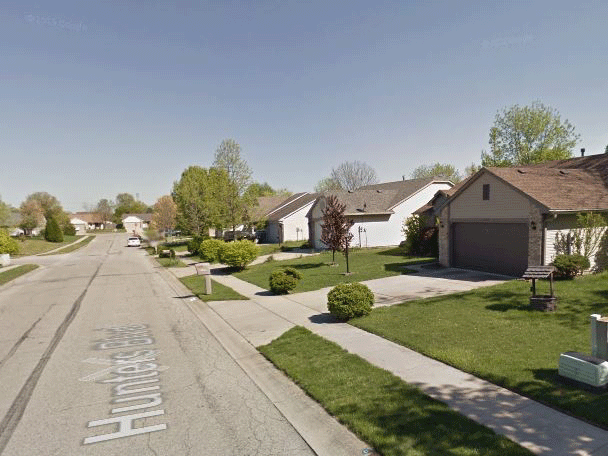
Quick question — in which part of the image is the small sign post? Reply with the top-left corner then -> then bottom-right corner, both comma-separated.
195,262 -> 212,295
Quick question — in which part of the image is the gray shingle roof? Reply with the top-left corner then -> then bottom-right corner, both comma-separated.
358,177 -> 453,209
323,189 -> 399,216
487,166 -> 608,211
267,193 -> 319,221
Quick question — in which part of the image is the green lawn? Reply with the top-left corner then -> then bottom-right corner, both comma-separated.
41,235 -> 95,255
256,240 -> 308,256
259,327 -> 532,456
156,257 -> 188,268
12,235 -> 80,256
234,247 -> 435,292
180,274 -> 249,301
0,264 -> 39,286
350,272 -> 608,428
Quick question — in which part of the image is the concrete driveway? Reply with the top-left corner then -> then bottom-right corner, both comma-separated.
283,264 -> 509,313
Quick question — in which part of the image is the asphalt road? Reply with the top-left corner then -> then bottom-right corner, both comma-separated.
0,234 -> 314,455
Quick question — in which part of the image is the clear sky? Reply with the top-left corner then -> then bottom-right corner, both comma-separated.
1,1 -> 607,211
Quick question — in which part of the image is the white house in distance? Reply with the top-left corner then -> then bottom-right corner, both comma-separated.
266,193 -> 319,243
308,177 -> 454,249
122,213 -> 152,236
70,217 -> 88,235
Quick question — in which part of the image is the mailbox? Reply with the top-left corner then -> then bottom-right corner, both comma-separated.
195,262 -> 211,275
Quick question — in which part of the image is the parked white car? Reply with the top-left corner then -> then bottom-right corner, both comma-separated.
127,237 -> 141,247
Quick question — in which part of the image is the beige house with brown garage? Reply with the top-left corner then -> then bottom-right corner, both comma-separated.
437,154 -> 608,276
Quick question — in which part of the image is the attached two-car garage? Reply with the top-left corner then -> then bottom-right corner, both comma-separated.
451,222 -> 529,277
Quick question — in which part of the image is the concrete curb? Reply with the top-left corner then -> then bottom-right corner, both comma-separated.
154,260 -> 373,456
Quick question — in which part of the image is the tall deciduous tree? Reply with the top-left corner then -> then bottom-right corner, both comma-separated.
481,101 -> 579,167
19,199 -> 44,235
213,139 -> 255,235
152,195 -> 177,234
321,195 -> 354,272
172,166 -> 230,236
95,199 -> 114,226
114,193 -> 148,223
411,163 -> 462,183
329,161 -> 378,191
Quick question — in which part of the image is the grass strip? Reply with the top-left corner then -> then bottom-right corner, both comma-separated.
12,235 -> 81,256
351,272 -> 608,428
0,264 -> 39,286
259,327 -> 532,456
180,274 -> 249,301
156,257 -> 187,268
235,247 -> 434,292
41,235 -> 95,255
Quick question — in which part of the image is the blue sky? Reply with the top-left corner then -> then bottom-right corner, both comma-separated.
1,1 -> 607,211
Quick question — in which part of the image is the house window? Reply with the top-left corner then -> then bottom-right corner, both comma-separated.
482,184 -> 490,200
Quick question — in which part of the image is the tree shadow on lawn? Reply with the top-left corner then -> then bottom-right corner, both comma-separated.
287,262 -> 327,270
384,262 -> 420,274
328,378 -> 531,456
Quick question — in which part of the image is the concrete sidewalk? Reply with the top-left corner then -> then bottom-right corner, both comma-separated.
178,266 -> 608,456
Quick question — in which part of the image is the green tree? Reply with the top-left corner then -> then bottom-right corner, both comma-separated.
411,163 -> 462,183
23,192 -> 70,231
481,101 -> 579,167
314,177 -> 342,192
95,199 -> 114,226
152,195 -> 177,234
464,163 -> 481,176
44,216 -> 64,242
114,193 -> 148,223
172,166 -> 230,236
0,199 -> 11,227
19,199 -> 44,235
0,229 -> 19,255
213,139 -> 255,235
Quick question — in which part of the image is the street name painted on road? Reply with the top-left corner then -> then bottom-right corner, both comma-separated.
82,324 -> 168,445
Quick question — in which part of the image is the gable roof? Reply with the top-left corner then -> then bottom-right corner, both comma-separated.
72,212 -> 104,224
267,193 -> 319,222
442,155 -> 608,213
248,195 -> 292,221
70,217 -> 87,225
322,189 -> 399,216
358,177 -> 453,209
487,166 -> 608,211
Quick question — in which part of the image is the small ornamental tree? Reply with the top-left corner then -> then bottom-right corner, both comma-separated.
321,195 -> 354,272
0,229 -> 19,255
44,216 -> 64,243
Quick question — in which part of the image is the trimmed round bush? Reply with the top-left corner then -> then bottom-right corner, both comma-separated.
0,229 -> 19,255
199,238 -> 225,263
282,267 -> 302,280
269,270 -> 297,294
327,282 -> 374,320
219,240 -> 259,270
187,235 -> 204,256
552,254 -> 590,279
63,223 -> 76,236
44,216 -> 64,243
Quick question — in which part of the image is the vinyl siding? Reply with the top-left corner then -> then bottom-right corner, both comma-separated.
450,173 -> 531,220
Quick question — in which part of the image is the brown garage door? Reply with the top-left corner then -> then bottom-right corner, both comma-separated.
452,222 -> 529,276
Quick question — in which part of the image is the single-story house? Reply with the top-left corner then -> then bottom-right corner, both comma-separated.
266,193 -> 319,243
308,177 -> 454,249
437,154 -> 608,276
71,212 -> 113,230
122,213 -> 152,236
70,217 -> 88,235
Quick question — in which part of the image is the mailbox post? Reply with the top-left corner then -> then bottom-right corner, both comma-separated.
195,262 -> 212,295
